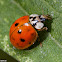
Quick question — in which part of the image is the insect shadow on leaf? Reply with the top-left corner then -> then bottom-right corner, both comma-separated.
24,15 -> 53,50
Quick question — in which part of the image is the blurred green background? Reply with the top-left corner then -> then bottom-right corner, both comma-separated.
0,0 -> 62,62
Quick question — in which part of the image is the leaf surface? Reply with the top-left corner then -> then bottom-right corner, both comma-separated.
0,0 -> 62,62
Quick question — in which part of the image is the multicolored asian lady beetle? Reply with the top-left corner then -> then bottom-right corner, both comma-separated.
9,14 -> 51,49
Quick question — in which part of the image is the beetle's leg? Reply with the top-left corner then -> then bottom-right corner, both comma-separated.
37,36 -> 43,47
37,27 -> 48,47
40,43 -> 42,47
37,27 -> 48,31
41,27 -> 48,31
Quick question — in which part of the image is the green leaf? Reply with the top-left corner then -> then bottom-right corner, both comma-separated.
0,0 -> 62,62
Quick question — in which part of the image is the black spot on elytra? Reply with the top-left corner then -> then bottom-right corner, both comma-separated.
20,39 -> 25,42
27,29 -> 30,31
31,33 -> 34,36
15,23 -> 19,26
12,37 -> 15,40
16,43 -> 22,47
29,42 -> 31,44
18,29 -> 22,33
22,18 -> 25,20
16,43 -> 19,45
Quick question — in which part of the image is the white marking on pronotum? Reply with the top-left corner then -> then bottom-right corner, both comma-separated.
29,14 -> 39,23
30,14 -> 39,17
35,22 -> 44,29
31,20 -> 38,25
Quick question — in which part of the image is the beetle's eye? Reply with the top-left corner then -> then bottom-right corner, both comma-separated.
41,18 -> 46,21
18,29 -> 22,33
15,23 -> 19,26
39,15 -> 41,18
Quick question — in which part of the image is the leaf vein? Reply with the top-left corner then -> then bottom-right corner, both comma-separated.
11,0 -> 29,15
49,33 -> 62,48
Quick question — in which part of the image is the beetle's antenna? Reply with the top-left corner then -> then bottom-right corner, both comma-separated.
42,8 -> 52,20
42,8 -> 44,15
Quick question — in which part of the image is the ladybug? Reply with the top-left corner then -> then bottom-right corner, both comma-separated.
9,14 -> 51,49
